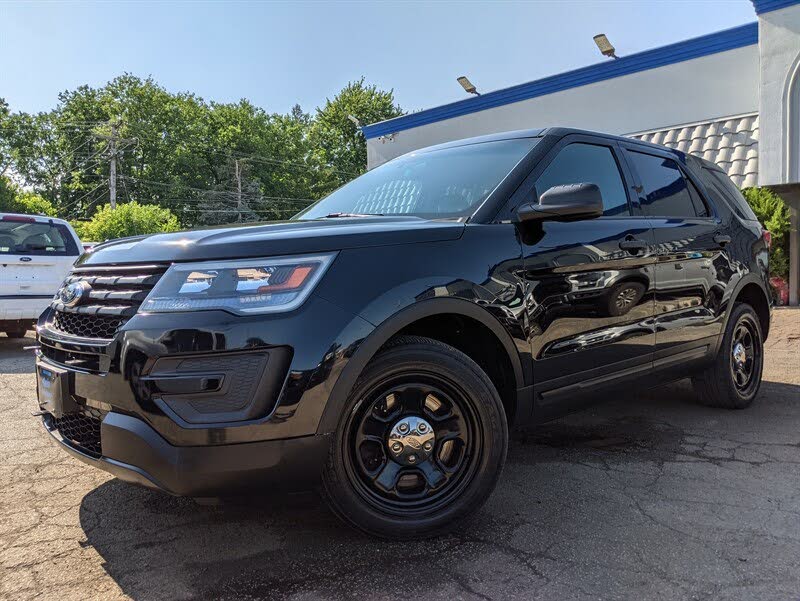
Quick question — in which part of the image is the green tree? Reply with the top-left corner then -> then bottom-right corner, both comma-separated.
1,75 -> 402,226
310,78 -> 404,194
77,201 -> 180,241
0,175 -> 16,210
742,187 -> 791,278
0,176 -> 57,216
9,191 -> 57,216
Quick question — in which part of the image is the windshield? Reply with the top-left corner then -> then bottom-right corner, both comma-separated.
0,221 -> 78,256
297,138 -> 538,220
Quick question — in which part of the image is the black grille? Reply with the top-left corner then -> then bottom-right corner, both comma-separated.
53,311 -> 122,339
48,264 -> 166,340
53,405 -> 105,456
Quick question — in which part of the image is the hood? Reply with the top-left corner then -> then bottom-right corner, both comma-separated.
79,216 -> 465,266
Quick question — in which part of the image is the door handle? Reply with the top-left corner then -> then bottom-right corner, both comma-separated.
619,239 -> 648,252
713,234 -> 731,246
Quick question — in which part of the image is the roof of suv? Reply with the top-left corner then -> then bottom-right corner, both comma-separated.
417,126 -> 689,161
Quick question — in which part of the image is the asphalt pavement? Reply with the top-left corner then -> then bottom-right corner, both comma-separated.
1,310 -> 799,600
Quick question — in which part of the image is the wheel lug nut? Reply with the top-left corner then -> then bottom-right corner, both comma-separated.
418,423 -> 427,432
398,423 -> 409,433
423,442 -> 433,451
408,454 -> 417,463
391,442 -> 402,453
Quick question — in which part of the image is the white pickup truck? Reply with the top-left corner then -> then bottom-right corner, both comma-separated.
0,213 -> 82,338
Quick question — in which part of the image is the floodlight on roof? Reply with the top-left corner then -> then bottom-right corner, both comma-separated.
457,76 -> 480,96
593,33 -> 618,59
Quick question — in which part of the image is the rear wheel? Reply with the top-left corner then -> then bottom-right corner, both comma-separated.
692,303 -> 764,409
322,336 -> 508,539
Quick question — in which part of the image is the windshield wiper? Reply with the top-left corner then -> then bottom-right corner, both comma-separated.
319,212 -> 384,219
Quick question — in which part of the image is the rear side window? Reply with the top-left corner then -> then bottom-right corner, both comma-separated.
628,151 -> 697,217
534,143 -> 630,216
626,151 -> 697,217
0,221 -> 79,256
702,168 -> 759,222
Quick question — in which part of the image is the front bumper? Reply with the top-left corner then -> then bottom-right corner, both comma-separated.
35,293 -> 373,494
42,409 -> 331,496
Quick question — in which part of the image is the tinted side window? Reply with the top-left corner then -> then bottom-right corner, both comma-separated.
627,151 -> 697,217
535,143 -> 630,216
703,168 -> 759,221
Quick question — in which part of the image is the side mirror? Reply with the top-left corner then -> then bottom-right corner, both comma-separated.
516,183 -> 604,223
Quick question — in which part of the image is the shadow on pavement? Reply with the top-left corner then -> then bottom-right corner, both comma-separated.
0,333 -> 36,374
78,378 -> 800,600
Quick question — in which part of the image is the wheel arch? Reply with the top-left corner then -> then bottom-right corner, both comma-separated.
316,298 -> 527,434
724,275 -> 771,341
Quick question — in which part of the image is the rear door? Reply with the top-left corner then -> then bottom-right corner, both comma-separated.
620,145 -> 729,365
511,135 -> 657,420
0,217 -> 81,301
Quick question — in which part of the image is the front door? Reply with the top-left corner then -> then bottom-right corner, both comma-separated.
512,136 -> 657,421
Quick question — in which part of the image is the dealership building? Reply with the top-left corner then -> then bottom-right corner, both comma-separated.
363,0 -> 800,305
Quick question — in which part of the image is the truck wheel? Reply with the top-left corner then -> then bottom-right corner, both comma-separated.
606,281 -> 645,316
322,335 -> 508,539
692,303 -> 764,409
4,327 -> 28,339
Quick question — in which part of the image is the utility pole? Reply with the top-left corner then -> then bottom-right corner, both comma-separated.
234,158 -> 242,222
109,122 -> 118,210
96,120 -> 134,210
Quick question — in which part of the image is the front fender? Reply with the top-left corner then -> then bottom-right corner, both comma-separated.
316,297 -> 527,435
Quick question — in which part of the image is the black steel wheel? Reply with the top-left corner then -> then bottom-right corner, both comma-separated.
346,376 -> 480,514
693,302 -> 764,409
730,318 -> 759,393
322,336 -> 508,538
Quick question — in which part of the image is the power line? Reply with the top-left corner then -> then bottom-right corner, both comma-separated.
178,207 -> 306,214
59,180 -> 107,215
119,175 -> 315,202
116,128 -> 359,177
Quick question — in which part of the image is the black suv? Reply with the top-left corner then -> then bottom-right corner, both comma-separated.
36,128 -> 771,538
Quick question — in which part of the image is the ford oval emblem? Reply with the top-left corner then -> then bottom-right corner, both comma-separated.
20,257 -> 31,262
57,281 -> 91,308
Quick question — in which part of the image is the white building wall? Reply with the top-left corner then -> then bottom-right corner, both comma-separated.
367,46 -> 759,169
757,3 -> 800,185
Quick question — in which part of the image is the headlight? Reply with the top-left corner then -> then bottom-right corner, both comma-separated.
140,253 -> 336,315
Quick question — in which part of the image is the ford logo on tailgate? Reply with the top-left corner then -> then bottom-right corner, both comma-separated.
57,281 -> 91,307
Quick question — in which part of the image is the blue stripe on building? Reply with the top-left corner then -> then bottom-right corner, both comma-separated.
363,22 -> 759,140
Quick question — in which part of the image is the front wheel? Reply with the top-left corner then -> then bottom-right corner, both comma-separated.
322,336 -> 508,539
692,303 -> 764,409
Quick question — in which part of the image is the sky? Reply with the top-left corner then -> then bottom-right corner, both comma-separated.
0,0 -> 758,119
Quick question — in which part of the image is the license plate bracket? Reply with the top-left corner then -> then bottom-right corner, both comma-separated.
37,363 -> 76,418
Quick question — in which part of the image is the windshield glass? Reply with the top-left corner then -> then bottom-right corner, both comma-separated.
296,138 -> 538,220
0,221 -> 78,256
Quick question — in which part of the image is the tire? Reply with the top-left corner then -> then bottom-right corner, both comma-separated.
4,327 -> 28,339
322,335 -> 508,539
606,281 -> 646,317
692,303 -> 764,409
